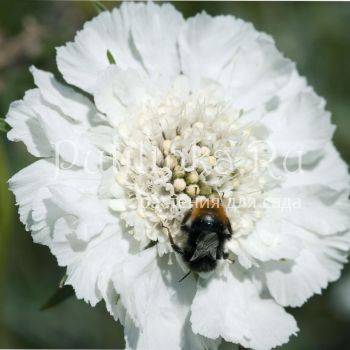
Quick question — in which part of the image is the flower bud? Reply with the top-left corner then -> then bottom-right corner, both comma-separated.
201,146 -> 211,157
173,165 -> 185,179
185,170 -> 199,184
162,139 -> 172,155
232,178 -> 240,190
173,178 -> 186,193
194,122 -> 203,129
185,184 -> 199,198
165,155 -> 178,170
208,156 -> 217,166
199,182 -> 212,196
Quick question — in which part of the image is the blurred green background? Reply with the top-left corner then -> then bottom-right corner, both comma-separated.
0,1 -> 349,349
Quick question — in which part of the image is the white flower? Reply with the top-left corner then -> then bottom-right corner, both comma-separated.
6,2 -> 350,350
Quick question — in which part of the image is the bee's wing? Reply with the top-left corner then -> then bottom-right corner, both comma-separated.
190,232 -> 219,261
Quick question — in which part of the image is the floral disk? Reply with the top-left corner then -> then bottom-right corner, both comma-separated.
6,2 -> 350,350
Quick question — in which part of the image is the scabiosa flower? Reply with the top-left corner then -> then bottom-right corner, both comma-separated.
6,2 -> 350,350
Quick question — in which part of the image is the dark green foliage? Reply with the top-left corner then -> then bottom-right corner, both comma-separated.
40,285 -> 74,311
0,119 -> 9,133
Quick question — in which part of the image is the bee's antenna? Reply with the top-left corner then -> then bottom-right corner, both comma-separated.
178,271 -> 191,283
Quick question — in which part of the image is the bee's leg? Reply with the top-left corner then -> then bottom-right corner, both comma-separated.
223,252 -> 235,264
163,225 -> 184,255
178,270 -> 192,283
181,210 -> 191,233
181,225 -> 190,234
217,244 -> 225,259
226,221 -> 233,237
217,245 -> 235,263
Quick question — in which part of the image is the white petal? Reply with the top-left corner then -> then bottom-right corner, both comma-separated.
6,71 -> 101,166
115,247 -> 216,350
51,223 -> 132,310
130,2 -> 184,82
238,215 -> 301,263
56,5 -> 146,93
179,13 -> 293,109
191,264 -> 298,350
178,13 -> 256,91
264,89 -> 335,158
48,185 -> 117,242
280,143 -> 349,191
241,298 -> 298,350
32,103 -> 100,167
256,186 -> 350,307
219,34 -> 294,110
8,159 -> 100,245
94,66 -> 152,126
191,264 -> 251,343
87,125 -> 116,156
263,222 -> 350,307
30,66 -> 97,124
6,89 -> 51,157
269,185 -> 350,236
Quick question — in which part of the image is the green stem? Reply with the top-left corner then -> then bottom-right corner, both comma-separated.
91,0 -> 108,14
0,138 -> 14,303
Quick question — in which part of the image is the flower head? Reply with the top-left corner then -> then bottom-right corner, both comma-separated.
6,3 -> 350,350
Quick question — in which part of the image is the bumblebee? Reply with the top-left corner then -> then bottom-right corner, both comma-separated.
167,199 -> 233,275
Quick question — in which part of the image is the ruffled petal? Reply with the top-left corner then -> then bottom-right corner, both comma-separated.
270,185 -> 350,236
237,215 -> 301,265
191,264 -> 298,350
9,157 -> 133,315
57,2 -> 181,94
129,2 -> 184,83
242,297 -> 298,350
6,68 -> 101,167
178,13 -> 256,90
115,247 -> 218,350
280,143 -> 349,191
94,66 -> 153,126
48,185 -> 116,242
51,220 -> 133,313
31,103 -> 100,166
6,89 -> 51,157
257,185 -> 350,307
179,13 -> 294,109
56,4 -> 146,93
263,89 -> 335,158
30,66 -> 97,124
263,222 -> 350,307
8,159 -> 100,245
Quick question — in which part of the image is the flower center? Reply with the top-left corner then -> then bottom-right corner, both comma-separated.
111,78 -> 271,254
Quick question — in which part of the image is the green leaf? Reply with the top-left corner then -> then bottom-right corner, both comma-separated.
0,118 -> 9,133
107,49 -> 116,64
40,285 -> 74,311
91,0 -> 108,14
